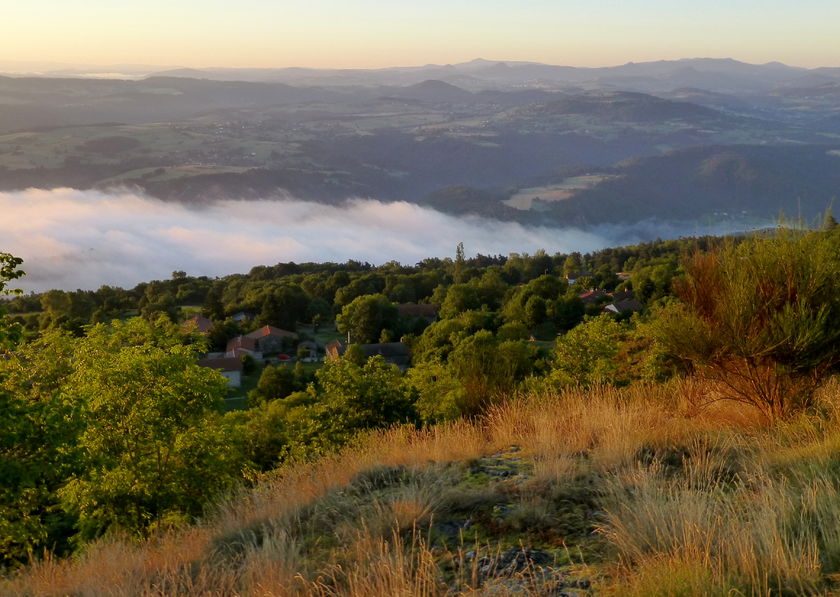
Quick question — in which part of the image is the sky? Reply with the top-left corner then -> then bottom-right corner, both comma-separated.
3,0 -> 839,70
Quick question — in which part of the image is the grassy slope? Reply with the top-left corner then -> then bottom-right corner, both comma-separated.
7,380 -> 840,596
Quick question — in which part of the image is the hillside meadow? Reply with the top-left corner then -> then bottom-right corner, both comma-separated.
6,379 -> 840,596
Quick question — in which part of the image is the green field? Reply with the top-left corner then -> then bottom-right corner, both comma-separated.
504,175 -> 618,210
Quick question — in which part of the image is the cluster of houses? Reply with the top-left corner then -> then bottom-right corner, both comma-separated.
571,271 -> 643,315
579,287 -> 643,315
186,303 -> 436,389
187,282 -> 641,390
187,314 -> 314,388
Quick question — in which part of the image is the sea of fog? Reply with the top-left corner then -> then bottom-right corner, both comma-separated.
1,188 -> 759,293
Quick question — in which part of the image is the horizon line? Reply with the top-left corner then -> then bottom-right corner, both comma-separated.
2,55 -> 839,75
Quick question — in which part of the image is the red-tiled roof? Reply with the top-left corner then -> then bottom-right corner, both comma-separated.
226,335 -> 257,353
579,290 -> 608,303
245,325 -> 298,340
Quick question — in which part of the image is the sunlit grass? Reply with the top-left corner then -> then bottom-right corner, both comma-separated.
7,379 -> 840,595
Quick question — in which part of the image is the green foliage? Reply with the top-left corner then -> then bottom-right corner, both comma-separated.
58,323 -> 239,539
454,242 -> 466,283
249,364 -> 300,406
333,274 -> 385,308
552,314 -> 627,387
411,310 -> 496,364
138,281 -> 179,322
439,269 -> 507,319
496,321 -> 530,341
652,230 -> 840,419
0,253 -> 24,349
336,293 -> 398,344
406,360 -> 465,423
258,285 -> 308,330
316,355 -> 416,436
1,237 -> 757,565
448,330 -> 535,414
0,315 -> 246,560
553,295 -> 586,331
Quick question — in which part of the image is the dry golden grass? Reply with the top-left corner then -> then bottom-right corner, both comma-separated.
6,378 -> 840,596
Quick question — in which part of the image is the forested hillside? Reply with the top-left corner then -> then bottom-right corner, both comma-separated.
5,223 -> 840,594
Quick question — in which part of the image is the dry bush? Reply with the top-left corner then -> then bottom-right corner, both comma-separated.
654,230 -> 840,421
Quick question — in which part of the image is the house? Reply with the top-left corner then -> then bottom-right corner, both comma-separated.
225,335 -> 262,360
604,298 -> 643,315
230,310 -> 256,323
360,343 -> 411,370
397,303 -> 439,322
324,340 -> 411,369
566,271 -> 592,286
245,325 -> 299,354
579,289 -> 608,304
183,315 -> 213,334
198,357 -> 243,388
297,340 -> 319,362
610,289 -> 635,303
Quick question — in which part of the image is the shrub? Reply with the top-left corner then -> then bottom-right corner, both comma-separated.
652,229 -> 840,420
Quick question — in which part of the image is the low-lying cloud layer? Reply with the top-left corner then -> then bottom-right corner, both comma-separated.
2,188 -> 737,292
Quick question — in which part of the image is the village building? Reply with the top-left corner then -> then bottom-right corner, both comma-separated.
197,356 -> 243,388
297,340 -> 319,362
565,271 -> 592,286
225,335 -> 262,360
579,289 -> 609,304
230,310 -> 257,323
604,298 -> 643,315
325,340 -> 411,370
183,314 -> 213,334
245,325 -> 299,354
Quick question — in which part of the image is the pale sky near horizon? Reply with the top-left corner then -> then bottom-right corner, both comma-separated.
3,0 -> 840,70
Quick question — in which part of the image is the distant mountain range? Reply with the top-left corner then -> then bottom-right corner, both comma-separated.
1,57 -> 839,228
4,57 -> 840,94
146,58 -> 840,94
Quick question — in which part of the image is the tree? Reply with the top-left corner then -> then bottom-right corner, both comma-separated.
0,253 -> 24,350
552,314 -> 626,387
0,257 -> 78,564
138,282 -> 178,322
0,260 -> 82,564
448,331 -> 534,414
249,364 -> 298,406
406,360 -> 464,423
317,355 -> 415,432
454,242 -> 466,283
336,294 -> 398,344
276,356 -> 416,456
563,253 -> 582,279
552,295 -> 586,331
652,231 -> 840,420
59,330 -> 239,538
258,285 -> 309,330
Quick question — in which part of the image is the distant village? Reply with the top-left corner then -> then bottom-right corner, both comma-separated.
188,277 -> 640,389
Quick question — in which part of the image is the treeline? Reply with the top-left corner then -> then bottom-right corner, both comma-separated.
5,237 -> 718,339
